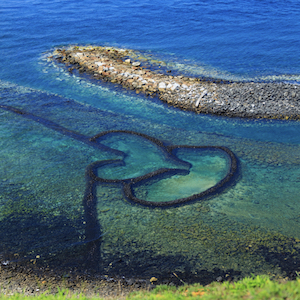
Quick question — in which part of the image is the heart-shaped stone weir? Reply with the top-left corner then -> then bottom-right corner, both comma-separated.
89,130 -> 238,207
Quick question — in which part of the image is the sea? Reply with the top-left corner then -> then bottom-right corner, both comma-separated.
0,0 -> 300,282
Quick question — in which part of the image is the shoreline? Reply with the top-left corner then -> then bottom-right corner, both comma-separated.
50,45 -> 300,120
0,262 -> 151,298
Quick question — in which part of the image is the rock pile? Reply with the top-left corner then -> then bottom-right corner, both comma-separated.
50,45 -> 300,120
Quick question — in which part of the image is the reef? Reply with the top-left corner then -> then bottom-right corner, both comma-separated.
50,45 -> 300,120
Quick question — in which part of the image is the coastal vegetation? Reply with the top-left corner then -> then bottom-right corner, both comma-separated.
2,275 -> 300,299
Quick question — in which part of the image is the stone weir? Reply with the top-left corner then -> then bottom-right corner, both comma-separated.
50,45 -> 300,120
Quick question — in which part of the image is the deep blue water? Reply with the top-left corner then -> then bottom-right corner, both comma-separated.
1,0 -> 300,84
1,0 -> 300,281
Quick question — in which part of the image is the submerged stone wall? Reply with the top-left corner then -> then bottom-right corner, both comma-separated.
50,45 -> 300,120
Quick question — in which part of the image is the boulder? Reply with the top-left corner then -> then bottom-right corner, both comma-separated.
170,83 -> 180,91
158,82 -> 166,89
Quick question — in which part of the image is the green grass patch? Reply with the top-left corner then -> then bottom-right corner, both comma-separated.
129,275 -> 300,300
0,290 -> 94,300
2,276 -> 300,300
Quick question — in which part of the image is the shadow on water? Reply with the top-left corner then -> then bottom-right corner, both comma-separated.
0,210 -> 244,285
0,213 -> 86,269
2,207 -> 300,284
0,181 -> 244,285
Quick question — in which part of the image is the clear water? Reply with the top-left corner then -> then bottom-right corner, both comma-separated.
134,148 -> 231,202
1,0 -> 300,282
96,132 -> 185,180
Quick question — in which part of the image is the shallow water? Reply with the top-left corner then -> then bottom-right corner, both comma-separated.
133,148 -> 231,202
1,82 -> 300,281
1,0 -> 300,283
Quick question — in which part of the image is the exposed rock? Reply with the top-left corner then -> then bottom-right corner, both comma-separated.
132,61 -> 141,67
50,45 -> 300,120
158,82 -> 166,89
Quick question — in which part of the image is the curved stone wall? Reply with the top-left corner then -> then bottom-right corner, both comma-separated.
90,130 -> 239,207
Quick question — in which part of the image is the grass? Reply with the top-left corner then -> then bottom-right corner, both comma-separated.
2,275 -> 300,299
130,275 -> 300,299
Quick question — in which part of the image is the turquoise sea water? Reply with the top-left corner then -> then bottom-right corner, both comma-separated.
1,0 -> 300,282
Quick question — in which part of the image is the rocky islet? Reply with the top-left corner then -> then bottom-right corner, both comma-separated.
50,45 -> 300,120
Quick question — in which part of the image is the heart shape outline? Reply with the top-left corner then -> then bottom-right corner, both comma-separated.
89,130 -> 238,207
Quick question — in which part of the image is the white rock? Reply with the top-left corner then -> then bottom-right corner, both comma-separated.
95,61 -> 104,66
158,82 -> 166,89
132,61 -> 141,67
170,83 -> 180,91
166,83 -> 173,89
195,98 -> 202,107
200,90 -> 207,98
182,84 -> 188,89
124,59 -> 131,64
195,90 -> 207,107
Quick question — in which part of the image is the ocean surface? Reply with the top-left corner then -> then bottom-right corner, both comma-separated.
1,0 -> 300,282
